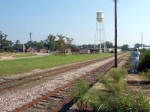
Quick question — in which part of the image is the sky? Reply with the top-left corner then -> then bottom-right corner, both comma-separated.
0,0 -> 150,48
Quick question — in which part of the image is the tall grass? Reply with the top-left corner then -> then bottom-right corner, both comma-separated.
74,68 -> 150,112
73,79 -> 90,111
123,55 -> 132,70
141,69 -> 150,80
99,68 -> 128,94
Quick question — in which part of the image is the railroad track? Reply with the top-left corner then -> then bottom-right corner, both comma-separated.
0,55 -> 114,93
0,53 -> 127,111
14,59 -> 122,112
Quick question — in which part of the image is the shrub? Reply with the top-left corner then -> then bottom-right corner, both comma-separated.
85,89 -> 100,111
141,69 -> 150,80
108,68 -> 128,81
73,79 -> 90,111
124,55 -> 132,70
98,74 -> 111,85
139,50 -> 150,72
97,68 -> 150,111
96,90 -> 150,112
75,69 -> 150,112
0,49 -> 4,53
99,68 -> 128,94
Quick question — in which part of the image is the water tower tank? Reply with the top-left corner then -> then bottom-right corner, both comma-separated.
96,11 -> 104,22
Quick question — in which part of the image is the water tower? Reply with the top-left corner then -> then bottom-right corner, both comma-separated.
94,11 -> 106,53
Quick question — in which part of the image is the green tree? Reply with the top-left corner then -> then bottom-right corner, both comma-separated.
70,44 -> 77,48
55,34 -> 73,56
24,41 -> 31,51
106,41 -> 113,48
45,34 -> 56,52
33,40 -> 45,51
134,43 -> 141,48
0,32 -> 13,52
0,33 -> 6,50
37,40 -> 44,51
14,40 -> 20,51
121,44 -> 129,51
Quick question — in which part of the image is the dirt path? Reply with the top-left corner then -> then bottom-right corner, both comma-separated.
0,53 -> 51,61
0,56 -> 13,60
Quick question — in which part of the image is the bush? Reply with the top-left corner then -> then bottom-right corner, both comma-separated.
79,89 -> 100,111
139,50 -> 150,72
75,88 -> 150,112
0,49 -> 4,53
73,79 -> 90,111
97,90 -> 150,112
123,55 -> 132,70
99,68 -> 128,94
75,69 -> 150,112
108,68 -> 128,81
141,69 -> 150,80
7,47 -> 15,52
97,68 -> 150,111
145,69 -> 150,80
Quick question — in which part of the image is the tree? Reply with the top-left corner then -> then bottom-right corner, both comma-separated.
70,44 -> 77,49
45,34 -> 56,52
34,40 -> 45,51
0,32 -> 13,52
14,40 -> 20,51
37,40 -> 44,51
24,41 -> 31,48
55,34 -> 73,56
121,44 -> 129,51
106,41 -> 113,48
134,43 -> 141,48
0,32 -> 6,50
24,40 -> 45,52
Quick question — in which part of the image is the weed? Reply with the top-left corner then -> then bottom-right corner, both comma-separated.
96,90 -> 150,112
99,69 -> 128,94
123,55 -> 132,70
141,69 -> 150,80
108,68 -> 128,81
48,105 -> 53,109
145,70 -> 150,80
73,79 -> 90,111
75,68 -> 150,112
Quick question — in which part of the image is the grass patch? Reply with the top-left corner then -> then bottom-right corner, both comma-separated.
0,53 -> 111,78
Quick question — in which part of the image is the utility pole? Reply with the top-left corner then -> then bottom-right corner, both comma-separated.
29,32 -> 32,54
112,0 -> 118,68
